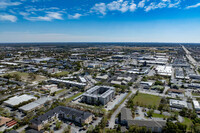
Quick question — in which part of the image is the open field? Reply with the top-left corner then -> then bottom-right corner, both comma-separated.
5,72 -> 47,82
152,113 -> 169,118
53,71 -> 69,76
65,92 -> 83,104
133,93 -> 161,108
183,117 -> 193,131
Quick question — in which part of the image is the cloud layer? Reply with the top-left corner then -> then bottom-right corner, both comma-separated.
0,0 -> 200,22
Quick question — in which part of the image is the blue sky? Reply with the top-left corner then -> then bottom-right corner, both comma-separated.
0,0 -> 200,43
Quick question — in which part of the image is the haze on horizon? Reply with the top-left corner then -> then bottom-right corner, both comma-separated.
0,0 -> 200,43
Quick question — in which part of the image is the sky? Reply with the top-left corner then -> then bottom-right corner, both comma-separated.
0,0 -> 200,43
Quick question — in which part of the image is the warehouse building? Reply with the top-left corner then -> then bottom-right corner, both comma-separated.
19,97 -> 52,112
155,65 -> 172,76
4,94 -> 37,107
82,86 -> 115,105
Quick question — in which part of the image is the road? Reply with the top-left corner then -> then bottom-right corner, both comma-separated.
108,88 -> 137,128
182,45 -> 198,66
108,76 -> 143,128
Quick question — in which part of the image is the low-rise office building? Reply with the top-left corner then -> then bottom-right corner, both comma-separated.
169,99 -> 188,109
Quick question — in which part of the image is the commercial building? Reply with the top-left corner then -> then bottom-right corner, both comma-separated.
78,76 -> 87,83
4,94 -> 37,107
82,86 -> 115,105
189,74 -> 200,80
30,106 -> 93,131
193,100 -> 200,111
19,97 -> 52,112
155,65 -> 172,76
96,75 -> 109,80
127,120 -> 166,133
169,99 -> 188,109
120,107 -> 166,133
48,78 -> 86,88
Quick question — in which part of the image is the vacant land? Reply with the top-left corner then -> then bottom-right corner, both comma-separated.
133,93 -> 161,108
6,72 -> 46,82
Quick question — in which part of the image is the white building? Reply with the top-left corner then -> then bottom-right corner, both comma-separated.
96,75 -> 109,80
155,65 -> 172,76
193,100 -> 200,111
4,94 -> 37,107
169,99 -> 188,109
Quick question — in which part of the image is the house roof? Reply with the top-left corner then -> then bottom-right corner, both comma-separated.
0,117 -> 12,126
168,89 -> 184,93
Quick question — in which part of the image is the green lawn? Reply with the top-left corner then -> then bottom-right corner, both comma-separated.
65,92 -> 83,104
55,89 -> 66,95
152,113 -> 169,118
54,71 -> 69,76
133,93 -> 161,108
183,117 -> 193,131
192,92 -> 200,96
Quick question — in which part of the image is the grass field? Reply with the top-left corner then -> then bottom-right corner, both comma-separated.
133,93 -> 161,108
54,71 -> 69,76
192,92 -> 200,96
65,92 -> 83,104
183,117 -> 193,131
55,89 -> 66,95
7,72 -> 46,82
152,113 -> 169,118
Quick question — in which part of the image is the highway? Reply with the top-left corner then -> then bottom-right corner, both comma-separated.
182,45 -> 198,66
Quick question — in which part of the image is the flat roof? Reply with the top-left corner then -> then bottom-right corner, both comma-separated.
19,97 -> 52,111
49,78 -> 86,86
4,94 -> 37,106
83,86 -> 115,98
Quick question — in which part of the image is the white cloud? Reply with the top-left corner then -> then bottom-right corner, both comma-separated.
0,14 -> 17,22
23,12 -> 63,21
91,0 -> 137,15
107,0 -> 129,13
130,3 -> 137,12
168,0 -> 181,8
144,0 -> 181,12
145,2 -> 157,12
186,3 -> 200,9
120,1 -> 129,13
91,3 -> 106,15
0,0 -> 21,9
68,13 -> 82,19
138,0 -> 145,8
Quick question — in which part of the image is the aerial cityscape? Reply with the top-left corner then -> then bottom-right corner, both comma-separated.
1,0 -> 200,133
0,43 -> 199,133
